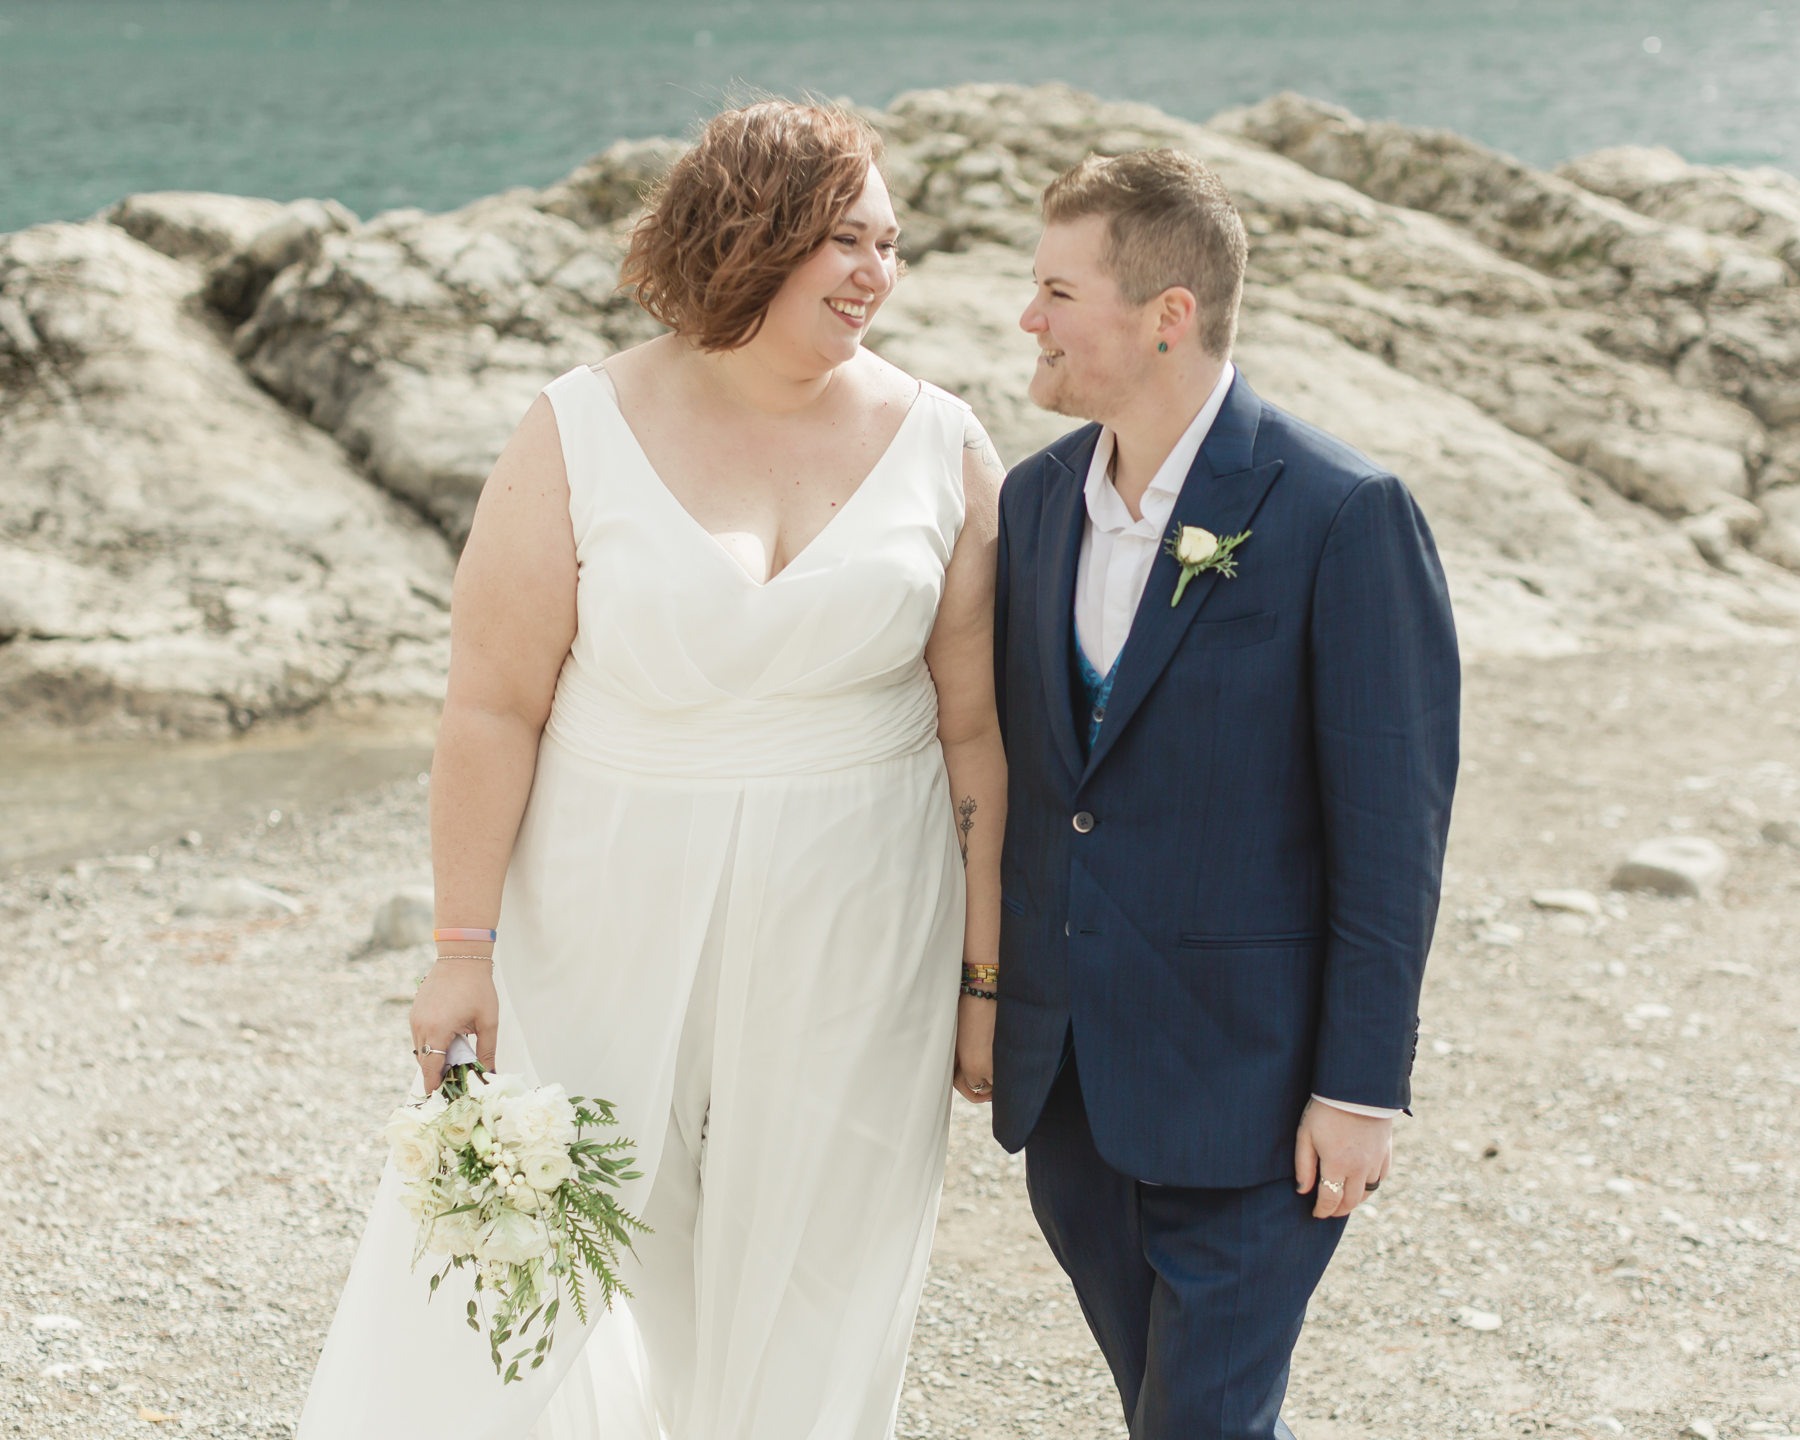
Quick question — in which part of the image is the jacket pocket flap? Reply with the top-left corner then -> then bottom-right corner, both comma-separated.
1184,611 -> 1277,650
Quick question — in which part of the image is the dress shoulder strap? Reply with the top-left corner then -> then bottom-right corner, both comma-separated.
541,364 -> 618,544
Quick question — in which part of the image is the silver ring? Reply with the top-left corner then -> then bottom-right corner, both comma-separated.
421,1046 -> 446,1057
1321,1178 -> 1344,1195
971,1080 -> 991,1093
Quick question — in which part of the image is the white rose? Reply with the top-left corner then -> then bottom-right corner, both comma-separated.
1175,526 -> 1218,566
384,1116 -> 441,1182
396,1182 -> 432,1221
519,1144 -> 574,1192
439,1097 -> 482,1151
476,1208 -> 550,1265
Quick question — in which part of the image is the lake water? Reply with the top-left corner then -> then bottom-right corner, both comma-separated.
3,0 -> 1799,234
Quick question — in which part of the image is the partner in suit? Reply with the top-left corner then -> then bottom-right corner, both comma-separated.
986,150 -> 1460,1437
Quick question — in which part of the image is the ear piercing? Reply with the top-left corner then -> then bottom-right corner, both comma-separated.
1158,341 -> 1168,353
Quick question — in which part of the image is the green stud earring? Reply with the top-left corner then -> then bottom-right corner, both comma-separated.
1158,341 -> 1168,353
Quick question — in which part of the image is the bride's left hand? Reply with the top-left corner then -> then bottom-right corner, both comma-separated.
953,993 -> 996,1104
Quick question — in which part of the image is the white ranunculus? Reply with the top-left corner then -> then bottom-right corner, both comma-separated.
477,1074 -> 529,1134
520,1144 -> 574,1192
384,1116 -> 441,1181
1175,526 -> 1219,566
477,1208 -> 550,1265
397,1183 -> 432,1221
438,1096 -> 482,1150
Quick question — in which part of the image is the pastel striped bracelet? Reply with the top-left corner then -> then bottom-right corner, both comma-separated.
433,928 -> 497,943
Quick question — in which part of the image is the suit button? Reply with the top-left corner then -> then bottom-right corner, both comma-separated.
1072,812 -> 1094,833
1064,921 -> 1071,937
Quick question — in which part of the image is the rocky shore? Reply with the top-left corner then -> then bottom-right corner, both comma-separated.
6,84 -> 1800,737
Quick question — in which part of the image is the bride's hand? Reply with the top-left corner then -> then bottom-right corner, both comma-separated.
953,993 -> 996,1105
409,958 -> 499,1093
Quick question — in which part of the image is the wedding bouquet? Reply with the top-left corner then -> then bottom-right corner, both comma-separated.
384,1039 -> 646,1384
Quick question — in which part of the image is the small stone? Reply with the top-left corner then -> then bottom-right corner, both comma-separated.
1631,1002 -> 1673,1020
1532,888 -> 1602,915
1764,819 -> 1800,847
31,1314 -> 82,1331
1454,1306 -> 1502,1331
72,855 -> 156,879
176,877 -> 302,918
1684,1421 -> 1720,1440
1477,922 -> 1524,946
369,886 -> 436,949
1604,1177 -> 1636,1195
1610,837 -> 1730,898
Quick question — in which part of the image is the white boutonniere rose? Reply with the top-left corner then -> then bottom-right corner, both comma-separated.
1164,523 -> 1251,605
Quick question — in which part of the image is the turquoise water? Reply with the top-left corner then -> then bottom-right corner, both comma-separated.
2,1 -> 1797,233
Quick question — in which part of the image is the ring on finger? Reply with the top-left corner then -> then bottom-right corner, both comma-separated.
1364,1178 -> 1380,1193
1320,1178 -> 1344,1196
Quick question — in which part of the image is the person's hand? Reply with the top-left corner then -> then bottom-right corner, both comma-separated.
409,958 -> 498,1093
1294,1100 -> 1392,1219
953,993 -> 996,1104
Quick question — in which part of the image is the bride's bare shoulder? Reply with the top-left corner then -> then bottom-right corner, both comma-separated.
846,348 -> 925,409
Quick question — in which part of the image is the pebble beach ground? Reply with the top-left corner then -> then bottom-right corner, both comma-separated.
5,642 -> 1799,1439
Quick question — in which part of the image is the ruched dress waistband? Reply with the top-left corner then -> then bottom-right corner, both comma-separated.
544,658 -> 943,779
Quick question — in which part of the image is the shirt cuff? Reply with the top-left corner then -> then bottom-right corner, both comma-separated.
1312,1094 -> 1403,1120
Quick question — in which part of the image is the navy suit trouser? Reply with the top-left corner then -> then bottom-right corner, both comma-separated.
1024,1048 -> 1344,1439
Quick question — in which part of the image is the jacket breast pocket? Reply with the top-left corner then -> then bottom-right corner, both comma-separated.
1184,611 -> 1278,651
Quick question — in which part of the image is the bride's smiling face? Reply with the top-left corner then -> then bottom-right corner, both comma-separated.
757,166 -> 900,372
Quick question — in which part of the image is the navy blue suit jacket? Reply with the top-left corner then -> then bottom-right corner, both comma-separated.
991,372 -> 1460,1189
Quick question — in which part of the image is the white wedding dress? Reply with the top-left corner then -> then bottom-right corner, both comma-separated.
299,366 -> 971,1439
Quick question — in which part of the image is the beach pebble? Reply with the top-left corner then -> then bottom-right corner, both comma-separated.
72,854 -> 156,879
176,877 -> 302,918
31,1314 -> 82,1331
1684,1421 -> 1720,1440
369,886 -> 436,949
1454,1306 -> 1502,1331
1531,888 -> 1602,915
1610,836 -> 1730,898
1764,819 -> 1800,847
1477,921 -> 1524,946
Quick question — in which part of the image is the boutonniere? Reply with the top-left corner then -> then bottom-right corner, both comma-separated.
1164,524 -> 1251,606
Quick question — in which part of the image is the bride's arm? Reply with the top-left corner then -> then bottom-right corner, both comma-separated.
925,414 -> 1008,1105
410,394 -> 578,1092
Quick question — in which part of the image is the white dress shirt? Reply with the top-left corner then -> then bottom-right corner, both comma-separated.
1072,362 -> 1400,1125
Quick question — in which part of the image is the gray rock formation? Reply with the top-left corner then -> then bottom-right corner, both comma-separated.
0,221 -> 453,738
1213,94 -> 1800,574
232,191 -> 658,542
7,82 -> 1800,742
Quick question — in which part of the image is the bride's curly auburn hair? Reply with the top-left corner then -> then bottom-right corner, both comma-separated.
619,100 -> 886,353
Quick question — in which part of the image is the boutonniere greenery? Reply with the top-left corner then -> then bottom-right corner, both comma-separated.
1164,524 -> 1251,606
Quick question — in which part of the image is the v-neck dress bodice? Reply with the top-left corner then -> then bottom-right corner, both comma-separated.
545,365 -> 963,779
300,365 -> 973,1440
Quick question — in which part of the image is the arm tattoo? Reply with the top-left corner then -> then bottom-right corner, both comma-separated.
963,421 -> 1002,474
957,795 -> 977,867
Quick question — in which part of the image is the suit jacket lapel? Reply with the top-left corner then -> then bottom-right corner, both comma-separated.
1081,376 -> 1282,784
1035,429 -> 1098,786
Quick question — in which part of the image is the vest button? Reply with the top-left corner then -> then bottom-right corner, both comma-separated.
1072,811 -> 1094,834
1091,706 -> 1105,724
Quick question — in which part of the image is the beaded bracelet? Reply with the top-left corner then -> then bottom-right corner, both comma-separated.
960,982 -> 998,1001
433,953 -> 493,963
433,928 -> 497,943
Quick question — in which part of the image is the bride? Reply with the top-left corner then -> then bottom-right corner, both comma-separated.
297,100 -> 1006,1438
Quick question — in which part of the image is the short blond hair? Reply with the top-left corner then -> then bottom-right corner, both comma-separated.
1042,149 -> 1248,359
